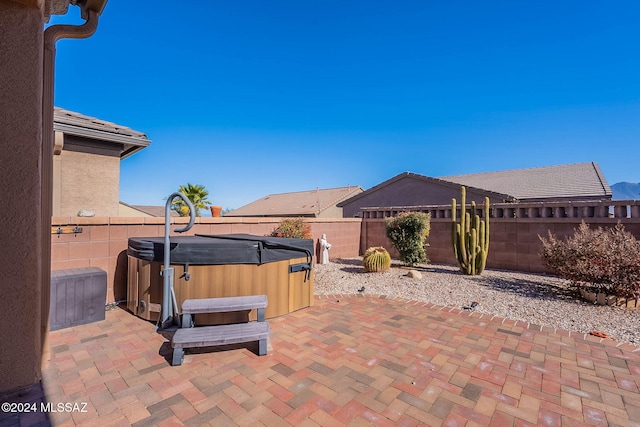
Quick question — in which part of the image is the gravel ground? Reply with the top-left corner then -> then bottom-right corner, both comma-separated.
314,258 -> 640,346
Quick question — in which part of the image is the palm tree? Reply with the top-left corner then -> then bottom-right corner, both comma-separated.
172,183 -> 211,217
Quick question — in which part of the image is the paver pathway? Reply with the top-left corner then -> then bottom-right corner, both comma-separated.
3,295 -> 640,426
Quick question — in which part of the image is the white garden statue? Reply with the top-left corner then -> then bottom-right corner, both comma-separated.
320,233 -> 332,264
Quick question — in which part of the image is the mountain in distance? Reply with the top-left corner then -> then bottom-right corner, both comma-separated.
611,182 -> 640,200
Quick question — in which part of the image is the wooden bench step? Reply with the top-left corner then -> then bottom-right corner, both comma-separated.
172,322 -> 270,348
171,322 -> 270,365
182,295 -> 268,314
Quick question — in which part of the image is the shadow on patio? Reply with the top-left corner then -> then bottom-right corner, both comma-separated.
7,295 -> 640,426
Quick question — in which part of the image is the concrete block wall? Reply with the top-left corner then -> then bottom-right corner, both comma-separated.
52,210 -> 640,306
361,220 -> 457,265
311,218 -> 362,260
361,217 -> 640,273
51,216 -> 362,303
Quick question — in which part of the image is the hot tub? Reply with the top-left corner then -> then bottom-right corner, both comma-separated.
126,234 -> 314,324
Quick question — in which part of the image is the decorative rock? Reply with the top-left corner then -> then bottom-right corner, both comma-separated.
407,270 -> 422,279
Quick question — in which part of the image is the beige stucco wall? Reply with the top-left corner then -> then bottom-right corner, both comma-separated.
319,205 -> 344,218
55,147 -> 120,217
0,0 -> 45,392
118,203 -> 152,217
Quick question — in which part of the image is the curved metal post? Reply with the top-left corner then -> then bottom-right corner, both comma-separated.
161,193 -> 195,328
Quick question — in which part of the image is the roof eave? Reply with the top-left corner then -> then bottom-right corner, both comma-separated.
590,161 -> 613,196
54,122 -> 151,159
120,144 -> 148,159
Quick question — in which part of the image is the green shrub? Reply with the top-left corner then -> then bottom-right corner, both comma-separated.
363,247 -> 391,272
270,218 -> 312,239
385,212 -> 431,266
539,221 -> 640,298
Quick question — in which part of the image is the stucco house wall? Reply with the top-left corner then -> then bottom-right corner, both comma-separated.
118,203 -> 153,217
1,0 -> 122,395
51,106 -> 150,218
54,135 -> 121,217
0,0 -> 46,393
319,204 -> 345,218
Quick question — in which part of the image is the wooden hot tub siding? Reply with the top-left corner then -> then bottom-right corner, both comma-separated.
127,256 -> 314,325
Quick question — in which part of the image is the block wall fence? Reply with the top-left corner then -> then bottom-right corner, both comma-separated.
360,199 -> 640,274
51,216 -> 362,303
52,199 -> 640,304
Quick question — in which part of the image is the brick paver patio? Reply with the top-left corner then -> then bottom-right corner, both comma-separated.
3,295 -> 640,426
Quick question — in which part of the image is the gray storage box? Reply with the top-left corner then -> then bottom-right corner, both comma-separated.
50,267 -> 107,331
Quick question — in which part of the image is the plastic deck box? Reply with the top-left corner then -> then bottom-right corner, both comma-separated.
50,267 -> 107,331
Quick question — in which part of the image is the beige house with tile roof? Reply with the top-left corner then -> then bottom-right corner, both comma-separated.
226,186 -> 364,218
118,202 -> 179,217
53,107 -> 150,217
339,163 -> 612,218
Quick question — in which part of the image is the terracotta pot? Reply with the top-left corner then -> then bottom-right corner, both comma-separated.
210,206 -> 222,217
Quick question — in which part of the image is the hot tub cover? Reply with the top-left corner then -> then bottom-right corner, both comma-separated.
127,234 -> 314,265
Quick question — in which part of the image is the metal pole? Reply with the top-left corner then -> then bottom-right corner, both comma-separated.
161,193 -> 195,328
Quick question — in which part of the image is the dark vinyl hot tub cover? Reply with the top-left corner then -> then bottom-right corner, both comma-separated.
127,234 -> 314,266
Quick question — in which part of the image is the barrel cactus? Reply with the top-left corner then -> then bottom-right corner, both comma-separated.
363,247 -> 391,272
451,186 -> 490,275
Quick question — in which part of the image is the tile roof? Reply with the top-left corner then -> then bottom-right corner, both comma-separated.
338,172 -> 515,207
53,107 -> 150,158
226,186 -> 364,217
440,162 -> 612,201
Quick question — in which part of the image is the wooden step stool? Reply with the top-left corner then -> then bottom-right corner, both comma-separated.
171,295 -> 269,366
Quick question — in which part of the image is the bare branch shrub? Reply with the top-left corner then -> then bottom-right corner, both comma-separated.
539,221 -> 640,298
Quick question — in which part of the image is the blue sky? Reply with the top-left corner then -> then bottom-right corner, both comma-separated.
50,1 -> 640,211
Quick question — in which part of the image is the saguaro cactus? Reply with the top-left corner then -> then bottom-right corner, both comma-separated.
451,186 -> 490,275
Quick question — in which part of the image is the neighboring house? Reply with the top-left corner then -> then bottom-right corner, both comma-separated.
53,107 -> 150,217
118,202 -> 179,217
225,186 -> 364,218
338,173 -> 512,218
339,162 -> 612,218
